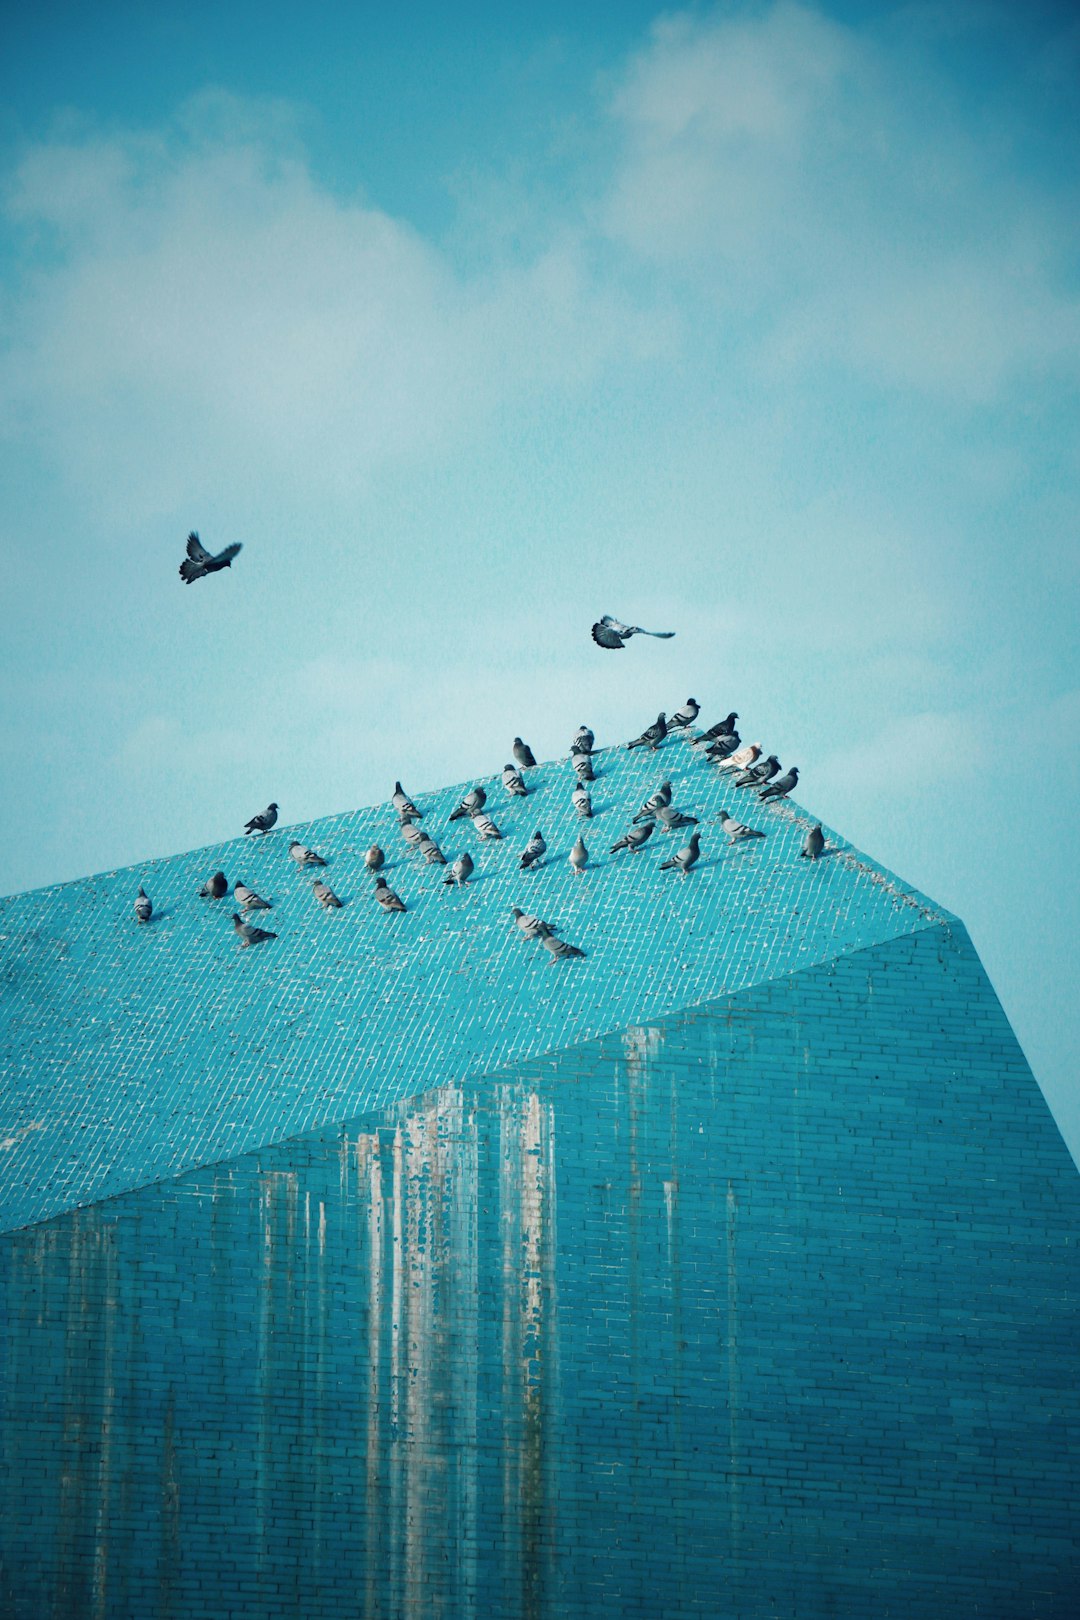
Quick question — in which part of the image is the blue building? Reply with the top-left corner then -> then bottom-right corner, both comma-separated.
2,733 -> 1078,1617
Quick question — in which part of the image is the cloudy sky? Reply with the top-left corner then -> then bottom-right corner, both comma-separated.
1,1 -> 1078,1153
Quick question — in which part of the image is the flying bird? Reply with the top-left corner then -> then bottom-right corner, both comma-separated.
572,752 -> 595,783
627,714 -> 668,751
373,877 -> 407,913
633,782 -> 673,822
289,841 -> 327,867
569,836 -> 588,875
134,886 -> 152,924
660,831 -> 702,875
519,830 -> 547,870
759,767 -> 799,801
199,871 -> 228,899
444,853 -> 474,888
591,614 -> 675,650
364,845 -> 385,873
715,744 -> 761,774
800,825 -> 825,860
234,882 -> 271,911
669,699 -> 700,729
571,725 -> 594,755
471,811 -> 502,841
502,764 -> 527,797
178,531 -> 242,584
233,914 -> 278,947
610,823 -> 654,854
392,782 -> 422,820
721,813 -> 765,843
541,934 -> 586,962
312,879 -> 343,910
450,787 -> 486,821
511,907 -> 554,941
244,803 -> 278,836
572,783 -> 593,819
513,737 -> 537,770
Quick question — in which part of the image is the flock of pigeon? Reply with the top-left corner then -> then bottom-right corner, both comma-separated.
139,561 -> 825,964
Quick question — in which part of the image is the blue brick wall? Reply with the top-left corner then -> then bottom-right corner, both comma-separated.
3,923 -> 1077,1618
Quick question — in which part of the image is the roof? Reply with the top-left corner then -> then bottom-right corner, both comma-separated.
0,729 -> 953,1232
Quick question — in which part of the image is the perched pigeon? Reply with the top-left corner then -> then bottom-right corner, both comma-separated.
364,845 -> 385,873
692,712 -> 739,745
721,813 -> 764,843
134,886 -> 153,924
444,853 -> 474,887
450,786 -> 486,821
416,833 -> 447,865
234,881 -> 271,911
179,531 -> 242,584
571,725 -> 595,755
502,764 -> 527,797
471,811 -> 502,841
669,699 -> 700,729
633,782 -> 673,822
715,743 -> 761,774
569,836 -> 588,875
759,767 -> 799,801
199,871 -> 228,899
610,823 -> 654,854
244,803 -> 278,836
627,714 -> 667,751
572,752 -> 595,783
511,906 -> 554,941
655,805 -> 699,831
591,614 -> 675,650
705,733 -> 742,761
289,841 -> 327,868
541,934 -> 586,961
660,831 -> 702,875
400,821 -> 425,848
513,737 -> 537,770
735,755 -> 779,788
392,782 -> 422,820
572,783 -> 593,819
373,877 -> 406,913
519,830 -> 547,870
312,879 -> 343,910
800,824 -> 825,860
233,913 -> 277,947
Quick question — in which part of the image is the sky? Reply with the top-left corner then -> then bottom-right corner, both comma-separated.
0,0 -> 1078,1154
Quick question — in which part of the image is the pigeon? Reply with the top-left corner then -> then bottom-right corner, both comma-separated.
571,725 -> 595,755
541,934 -> 586,961
444,853 -> 474,887
691,713 -> 739,746
705,733 -> 742,761
720,813 -> 764,843
633,782 -> 673,822
759,767 -> 799,801
400,820 -> 425,848
669,699 -> 700,729
800,825 -> 825,860
312,879 -> 343,910
234,881 -> 271,911
572,783 -> 593,819
610,823 -> 654,854
416,833 -> 447,865
179,531 -> 242,584
511,906 -> 554,941
513,737 -> 537,770
373,877 -> 406,913
572,752 -> 595,783
660,831 -> 701,875
199,871 -> 228,899
392,782 -> 422,820
289,841 -> 327,867
364,845 -> 385,873
233,913 -> 277,947
627,714 -> 667,751
244,803 -> 278,836
591,614 -> 675,650
519,830 -> 547,870
735,755 -> 779,788
134,886 -> 153,923
450,787 -> 486,821
471,811 -> 502,841
502,764 -> 528,797
569,836 -> 588,875
655,805 -> 699,831
715,743 -> 761,774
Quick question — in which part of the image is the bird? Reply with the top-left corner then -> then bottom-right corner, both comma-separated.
800,825 -> 825,860
234,881 -> 271,911
571,725 -> 594,755
502,764 -> 527,797
669,699 -> 700,729
627,714 -> 667,751
705,733 -> 742,761
569,836 -> 588,875
450,787 -> 486,821
591,614 -> 675,650
610,823 -> 654,854
444,853 -> 474,887
392,782 -> 422,820
244,803 -> 278,836
735,755 -> 779,788
633,782 -> 673,822
178,531 -> 242,584
541,934 -> 586,961
572,752 -> 595,783
720,813 -> 764,843
513,737 -> 537,769
199,871 -> 228,899
134,886 -> 152,923
715,743 -> 761,774
364,845 -> 385,873
660,831 -> 701,875
400,820 -> 425,848
519,830 -> 547,870
759,767 -> 799,801
373,877 -> 406,912
655,805 -> 699,831
471,811 -> 502,841
510,907 -> 554,940
312,879 -> 343,909
233,913 -> 277,947
289,841 -> 327,867
416,834 -> 447,865
692,713 -> 739,745
572,783 -> 592,819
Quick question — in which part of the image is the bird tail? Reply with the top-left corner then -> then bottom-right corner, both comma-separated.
178,560 -> 201,583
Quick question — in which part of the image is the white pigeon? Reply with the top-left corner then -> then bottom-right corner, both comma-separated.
715,743 -> 762,775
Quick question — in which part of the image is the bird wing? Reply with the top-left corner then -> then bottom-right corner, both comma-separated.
185,532 -> 213,564
637,627 -> 676,638
591,622 -> 626,649
216,543 -> 242,565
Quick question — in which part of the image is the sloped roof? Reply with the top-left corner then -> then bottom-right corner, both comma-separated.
0,728 -> 952,1231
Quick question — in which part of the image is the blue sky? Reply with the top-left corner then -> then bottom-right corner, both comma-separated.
1,1 -> 1078,1153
